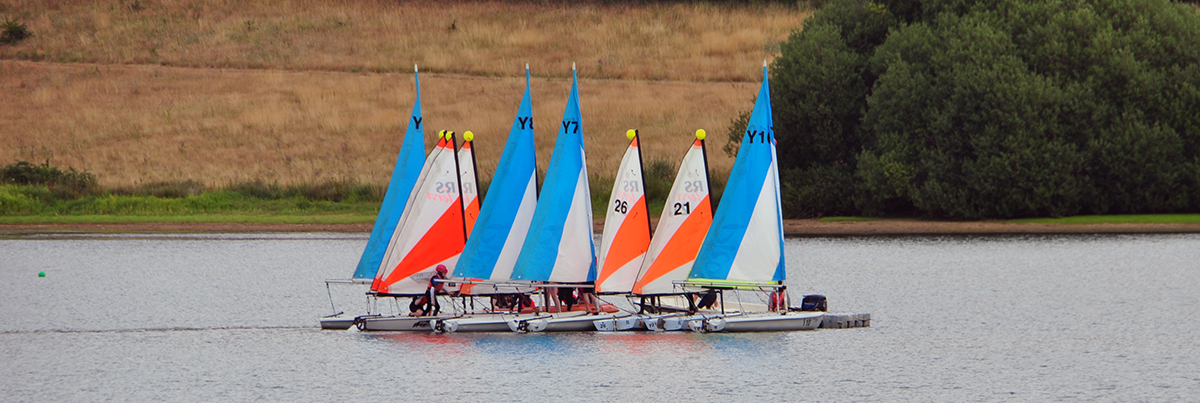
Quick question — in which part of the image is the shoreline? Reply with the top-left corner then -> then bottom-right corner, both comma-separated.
4,219 -> 1200,236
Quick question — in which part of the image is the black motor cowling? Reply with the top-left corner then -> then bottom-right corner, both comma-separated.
800,294 -> 827,312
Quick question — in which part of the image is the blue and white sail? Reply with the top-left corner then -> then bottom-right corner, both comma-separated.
690,62 -> 785,284
454,66 -> 540,288
511,64 -> 596,283
352,65 -> 427,281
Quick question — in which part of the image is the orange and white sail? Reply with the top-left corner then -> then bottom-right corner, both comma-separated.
632,131 -> 714,295
371,131 -> 469,295
595,130 -> 652,294
459,132 -> 481,237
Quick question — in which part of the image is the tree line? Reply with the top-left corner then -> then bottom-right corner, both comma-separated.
767,0 -> 1200,219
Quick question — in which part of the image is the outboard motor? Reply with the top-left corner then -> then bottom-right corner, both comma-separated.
800,294 -> 827,312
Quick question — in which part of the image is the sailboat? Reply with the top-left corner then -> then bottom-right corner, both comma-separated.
321,65 -> 427,330
437,66 -> 572,333
505,63 -> 624,333
594,129 -> 714,332
595,129 -> 653,295
680,61 -> 822,332
589,129 -> 654,332
355,130 -> 472,331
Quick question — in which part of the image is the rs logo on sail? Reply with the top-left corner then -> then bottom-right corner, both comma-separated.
428,181 -> 458,202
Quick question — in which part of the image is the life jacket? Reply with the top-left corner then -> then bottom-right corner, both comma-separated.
768,291 -> 785,311
428,272 -> 446,293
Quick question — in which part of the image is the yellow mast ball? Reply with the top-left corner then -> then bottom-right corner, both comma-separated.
695,129 -> 707,140
464,131 -> 474,142
438,130 -> 446,140
626,129 -> 637,140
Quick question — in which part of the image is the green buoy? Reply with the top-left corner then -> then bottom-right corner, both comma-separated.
38,271 -> 45,278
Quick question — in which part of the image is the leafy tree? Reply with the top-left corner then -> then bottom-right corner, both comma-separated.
772,0 -> 1200,218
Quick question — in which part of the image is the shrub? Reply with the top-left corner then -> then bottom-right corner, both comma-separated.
1,17 -> 31,45
1,161 -> 97,199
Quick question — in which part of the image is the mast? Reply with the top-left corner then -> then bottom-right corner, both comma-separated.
698,129 -> 714,213
449,131 -> 468,243
634,130 -> 652,234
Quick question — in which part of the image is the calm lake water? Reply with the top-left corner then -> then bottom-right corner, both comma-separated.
2,232 -> 1198,401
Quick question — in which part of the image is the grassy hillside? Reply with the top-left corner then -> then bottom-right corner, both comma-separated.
0,1 -> 810,189
0,0 -> 808,82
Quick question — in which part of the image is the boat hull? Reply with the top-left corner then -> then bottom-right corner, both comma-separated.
319,313 -> 355,330
594,314 -> 645,331
358,315 -> 454,332
714,312 -> 824,332
524,313 -> 625,332
440,311 -> 585,333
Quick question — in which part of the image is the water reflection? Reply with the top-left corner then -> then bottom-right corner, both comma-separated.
2,232 -> 1198,401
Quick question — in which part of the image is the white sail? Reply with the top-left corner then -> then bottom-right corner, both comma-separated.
595,131 -> 652,294
371,133 -> 468,295
632,135 -> 713,295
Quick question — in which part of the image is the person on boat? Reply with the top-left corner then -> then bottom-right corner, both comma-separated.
514,293 -> 534,313
768,286 -> 787,312
547,284 -> 569,314
556,286 -> 577,312
492,294 -> 513,312
408,295 -> 430,317
421,264 -> 449,316
577,282 -> 598,314
696,290 -> 718,310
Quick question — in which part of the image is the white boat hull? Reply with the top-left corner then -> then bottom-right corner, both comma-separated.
440,311 -> 585,333
594,314 -> 645,331
319,313 -> 355,330
712,311 -> 824,332
519,313 -> 624,333
358,315 -> 455,332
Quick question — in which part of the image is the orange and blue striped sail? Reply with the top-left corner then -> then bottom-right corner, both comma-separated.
371,132 -> 468,295
454,67 -> 539,288
353,65 -> 426,281
690,63 -> 785,284
511,65 -> 596,283
595,131 -> 652,294
458,136 -> 480,236
632,134 -> 714,295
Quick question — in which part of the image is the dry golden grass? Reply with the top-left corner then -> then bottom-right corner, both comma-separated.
1,0 -> 810,82
0,1 -> 807,188
1,60 -> 754,187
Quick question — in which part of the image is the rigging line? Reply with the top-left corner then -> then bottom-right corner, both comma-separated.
326,281 -> 338,313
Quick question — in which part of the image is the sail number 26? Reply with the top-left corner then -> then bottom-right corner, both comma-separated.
613,199 -> 629,214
